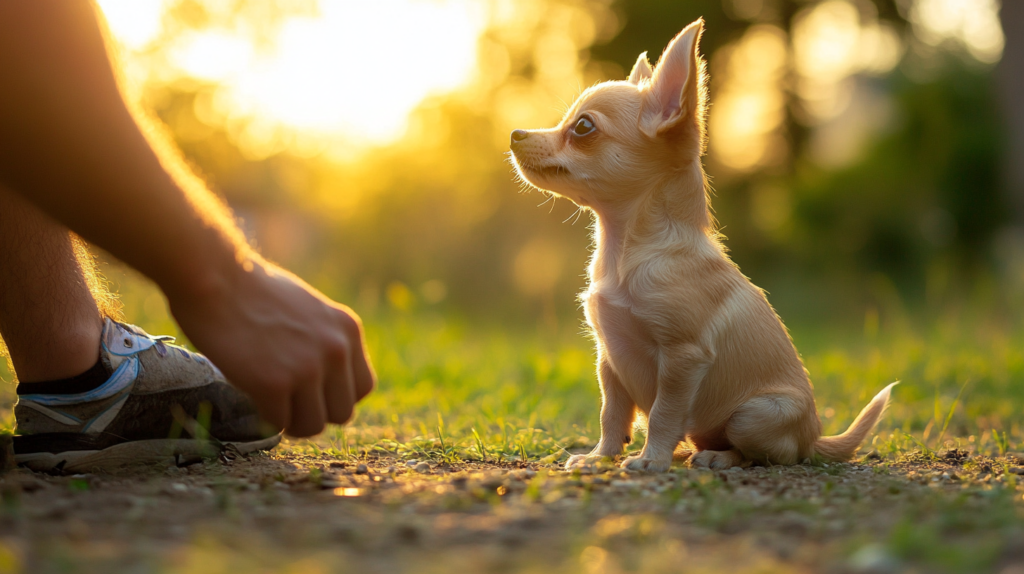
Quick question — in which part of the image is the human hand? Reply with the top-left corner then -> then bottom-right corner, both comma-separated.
165,258 -> 375,437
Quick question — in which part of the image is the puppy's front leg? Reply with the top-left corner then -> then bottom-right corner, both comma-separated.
622,344 -> 710,472
566,358 -> 635,469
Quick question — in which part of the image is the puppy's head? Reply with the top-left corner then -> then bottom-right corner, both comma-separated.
509,19 -> 708,209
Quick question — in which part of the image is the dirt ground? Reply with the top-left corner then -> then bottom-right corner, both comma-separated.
1,446 -> 1023,573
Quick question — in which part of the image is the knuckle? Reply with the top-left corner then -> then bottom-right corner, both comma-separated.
325,335 -> 352,362
334,309 -> 362,336
290,364 -> 321,386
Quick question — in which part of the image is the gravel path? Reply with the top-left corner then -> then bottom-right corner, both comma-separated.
1,447 -> 1022,573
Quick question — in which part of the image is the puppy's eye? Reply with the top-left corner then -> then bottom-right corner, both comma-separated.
573,117 -> 595,136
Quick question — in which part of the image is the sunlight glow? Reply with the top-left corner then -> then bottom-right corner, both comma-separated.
95,0 -> 164,50
910,0 -> 1004,63
709,25 -> 788,172
97,0 -> 486,154
333,487 -> 362,497
792,0 -> 901,122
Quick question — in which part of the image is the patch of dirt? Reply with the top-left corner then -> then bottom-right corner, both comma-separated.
2,447 -> 1024,573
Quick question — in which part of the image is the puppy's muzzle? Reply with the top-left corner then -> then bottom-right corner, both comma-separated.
510,129 -> 530,152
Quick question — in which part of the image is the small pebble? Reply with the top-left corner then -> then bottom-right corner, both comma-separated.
355,464 -> 369,475
414,462 -> 431,474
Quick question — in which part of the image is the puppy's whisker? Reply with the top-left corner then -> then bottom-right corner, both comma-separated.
571,206 -> 585,225
562,205 -> 583,225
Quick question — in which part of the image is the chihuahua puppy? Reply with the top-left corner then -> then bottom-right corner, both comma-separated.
508,19 -> 894,471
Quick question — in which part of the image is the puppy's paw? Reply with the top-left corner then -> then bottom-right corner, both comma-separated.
673,448 -> 694,462
689,449 -> 745,470
565,454 -> 602,469
621,455 -> 671,473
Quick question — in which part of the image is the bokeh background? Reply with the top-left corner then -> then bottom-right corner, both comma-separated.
4,0 -> 1024,447
87,0 -> 1019,329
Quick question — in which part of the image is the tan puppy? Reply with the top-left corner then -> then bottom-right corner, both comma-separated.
508,19 -> 895,471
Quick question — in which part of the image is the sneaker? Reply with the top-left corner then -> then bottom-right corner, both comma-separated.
13,318 -> 281,473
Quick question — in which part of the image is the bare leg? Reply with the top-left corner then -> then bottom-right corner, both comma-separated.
566,358 -> 635,468
0,185 -> 109,382
623,344 -> 710,472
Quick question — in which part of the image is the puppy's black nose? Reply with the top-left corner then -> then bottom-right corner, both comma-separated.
510,129 -> 530,145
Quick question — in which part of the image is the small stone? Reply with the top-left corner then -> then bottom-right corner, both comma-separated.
509,469 -> 537,481
414,462 -> 431,474
405,460 -> 419,467
848,543 -> 899,573
1009,467 -> 1024,475
395,524 -> 419,544
355,464 -> 369,475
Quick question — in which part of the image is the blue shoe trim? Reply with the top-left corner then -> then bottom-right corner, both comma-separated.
20,356 -> 138,407
54,410 -> 83,424
81,389 -> 131,433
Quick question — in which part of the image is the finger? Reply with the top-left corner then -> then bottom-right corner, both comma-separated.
255,387 -> 291,432
323,351 -> 356,425
286,381 -> 328,438
338,308 -> 375,402
350,330 -> 375,402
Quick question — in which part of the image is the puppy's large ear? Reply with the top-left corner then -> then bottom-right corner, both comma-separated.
628,52 -> 653,85
639,19 -> 705,138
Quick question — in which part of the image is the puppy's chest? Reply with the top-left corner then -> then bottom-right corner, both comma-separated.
585,285 -> 660,369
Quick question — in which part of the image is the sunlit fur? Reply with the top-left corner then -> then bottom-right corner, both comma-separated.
509,19 -> 894,472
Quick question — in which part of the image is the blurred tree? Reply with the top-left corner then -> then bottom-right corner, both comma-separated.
102,0 -> 1013,328
998,1 -> 1024,221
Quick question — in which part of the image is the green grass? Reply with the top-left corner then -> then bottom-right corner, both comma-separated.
295,305 -> 1024,464
7,269 -> 1024,461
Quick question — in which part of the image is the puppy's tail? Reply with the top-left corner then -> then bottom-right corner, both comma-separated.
814,382 -> 898,462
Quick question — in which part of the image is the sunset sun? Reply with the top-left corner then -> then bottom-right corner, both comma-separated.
96,0 -> 486,150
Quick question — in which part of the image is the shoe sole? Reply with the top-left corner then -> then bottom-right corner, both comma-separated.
15,434 -> 281,473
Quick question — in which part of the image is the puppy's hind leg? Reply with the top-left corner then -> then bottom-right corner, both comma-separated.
692,392 -> 812,469
566,359 -> 635,469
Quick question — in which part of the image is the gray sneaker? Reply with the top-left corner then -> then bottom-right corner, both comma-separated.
13,318 -> 281,473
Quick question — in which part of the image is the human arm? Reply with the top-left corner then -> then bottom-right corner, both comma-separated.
0,0 -> 374,436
